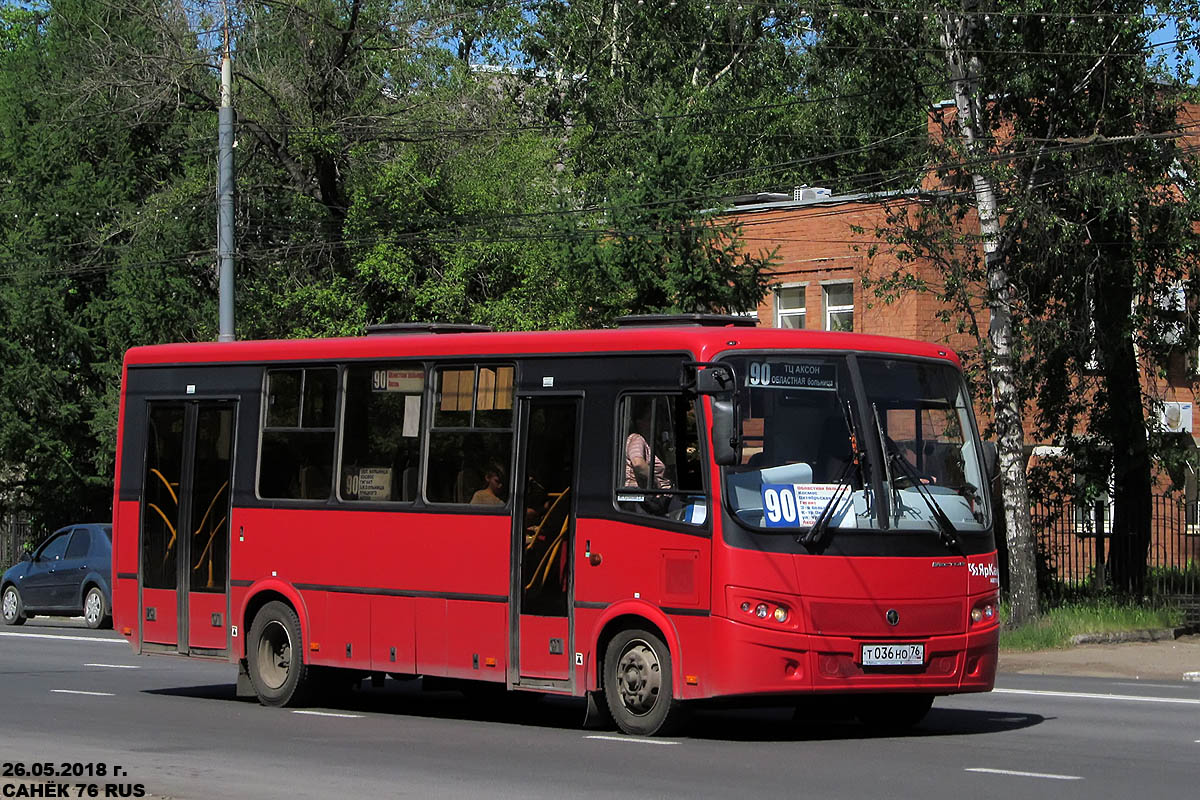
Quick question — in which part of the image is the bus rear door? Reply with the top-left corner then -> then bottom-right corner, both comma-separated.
139,400 -> 235,656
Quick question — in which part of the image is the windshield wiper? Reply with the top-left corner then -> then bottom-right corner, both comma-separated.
870,404 -> 963,555
886,448 -> 964,555
801,400 -> 863,548
799,458 -> 854,547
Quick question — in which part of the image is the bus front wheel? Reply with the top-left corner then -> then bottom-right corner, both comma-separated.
603,628 -> 686,736
247,601 -> 313,707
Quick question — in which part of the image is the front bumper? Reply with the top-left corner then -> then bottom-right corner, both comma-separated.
704,614 -> 998,698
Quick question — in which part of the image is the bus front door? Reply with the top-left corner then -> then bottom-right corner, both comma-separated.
512,396 -> 579,685
140,401 -> 235,655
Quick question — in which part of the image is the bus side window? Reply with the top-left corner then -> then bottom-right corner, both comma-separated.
426,364 -> 514,505
259,368 -> 337,501
614,394 -> 706,525
339,365 -> 425,502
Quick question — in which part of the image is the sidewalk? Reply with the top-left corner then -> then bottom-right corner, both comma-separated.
998,631 -> 1200,681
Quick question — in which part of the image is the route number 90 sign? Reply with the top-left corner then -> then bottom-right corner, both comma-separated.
761,483 -> 845,528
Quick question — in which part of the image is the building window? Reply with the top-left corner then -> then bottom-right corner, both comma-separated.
774,285 -> 806,329
823,283 -> 854,332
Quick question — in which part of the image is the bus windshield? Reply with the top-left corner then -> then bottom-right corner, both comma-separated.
721,354 -> 990,535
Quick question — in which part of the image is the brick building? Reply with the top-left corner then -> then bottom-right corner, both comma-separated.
719,106 -> 1200,591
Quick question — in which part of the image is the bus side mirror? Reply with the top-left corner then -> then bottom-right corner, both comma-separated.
695,365 -> 734,394
710,398 -> 739,466
981,441 -> 999,482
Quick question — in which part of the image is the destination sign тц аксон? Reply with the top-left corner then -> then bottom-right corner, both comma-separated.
746,361 -> 836,391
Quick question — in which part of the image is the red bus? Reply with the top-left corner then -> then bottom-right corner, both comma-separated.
111,315 -> 999,735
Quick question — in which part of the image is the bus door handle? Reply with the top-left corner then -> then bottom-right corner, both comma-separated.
585,540 -> 602,566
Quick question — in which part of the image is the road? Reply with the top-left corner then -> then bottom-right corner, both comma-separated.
1,620 -> 1197,800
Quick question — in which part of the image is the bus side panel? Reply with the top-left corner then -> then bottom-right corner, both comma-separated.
141,588 -> 177,645
323,591 -> 372,668
668,614 -> 713,701
573,518 -> 712,696
446,600 -> 507,681
112,499 -> 141,646
414,597 -> 448,676
573,518 -> 711,614
370,595 -> 416,674
188,593 -> 228,651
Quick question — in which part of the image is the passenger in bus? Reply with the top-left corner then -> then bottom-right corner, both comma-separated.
470,465 -> 506,505
624,404 -> 672,491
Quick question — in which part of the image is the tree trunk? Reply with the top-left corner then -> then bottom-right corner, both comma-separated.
1094,237 -> 1152,596
944,13 -> 1040,624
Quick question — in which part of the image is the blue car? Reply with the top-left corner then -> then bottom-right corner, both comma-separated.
2,523 -> 113,629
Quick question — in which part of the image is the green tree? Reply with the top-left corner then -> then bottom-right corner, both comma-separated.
0,0 -> 214,527
843,2 -> 1200,606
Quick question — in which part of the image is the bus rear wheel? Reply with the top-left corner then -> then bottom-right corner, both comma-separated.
603,628 -> 686,736
247,601 -> 313,707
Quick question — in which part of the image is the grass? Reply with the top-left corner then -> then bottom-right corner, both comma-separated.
998,600 -> 1185,651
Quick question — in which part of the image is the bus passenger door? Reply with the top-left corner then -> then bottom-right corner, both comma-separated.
140,401 -> 235,655
512,396 -> 579,685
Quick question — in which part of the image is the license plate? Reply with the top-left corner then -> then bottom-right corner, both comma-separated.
861,643 -> 924,666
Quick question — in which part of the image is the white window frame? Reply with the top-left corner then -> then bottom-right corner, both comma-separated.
773,283 -> 807,329
822,281 -> 854,332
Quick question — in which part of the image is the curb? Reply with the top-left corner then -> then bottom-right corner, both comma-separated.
1069,627 -> 1185,645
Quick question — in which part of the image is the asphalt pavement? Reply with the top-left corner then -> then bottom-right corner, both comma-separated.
2,619 -> 1199,800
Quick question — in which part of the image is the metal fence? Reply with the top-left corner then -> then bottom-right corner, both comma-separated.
1032,494 -> 1200,603
0,515 -> 36,574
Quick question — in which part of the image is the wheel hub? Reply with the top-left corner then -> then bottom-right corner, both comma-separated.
616,640 -> 661,716
2,589 -> 15,620
256,620 -> 292,690
85,591 -> 101,623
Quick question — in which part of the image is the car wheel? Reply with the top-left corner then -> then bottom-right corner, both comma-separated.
603,628 -> 687,736
246,601 -> 314,707
2,585 -> 25,626
83,587 -> 110,630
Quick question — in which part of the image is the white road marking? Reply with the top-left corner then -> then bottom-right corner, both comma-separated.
291,710 -> 363,719
1113,682 -> 1190,690
0,632 -> 125,644
51,690 -> 115,697
585,735 -> 679,746
965,768 -> 1082,781
84,663 -> 140,669
993,687 -> 1200,706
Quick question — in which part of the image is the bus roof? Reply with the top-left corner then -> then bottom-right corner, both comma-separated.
123,326 -> 962,368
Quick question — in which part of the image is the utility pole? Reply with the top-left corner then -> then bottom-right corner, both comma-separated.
217,5 -> 235,342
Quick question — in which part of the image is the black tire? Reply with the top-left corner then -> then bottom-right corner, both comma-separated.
2,585 -> 25,626
855,693 -> 934,732
83,586 -> 110,630
603,628 -> 686,736
246,601 -> 314,707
